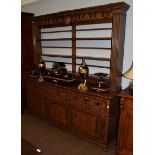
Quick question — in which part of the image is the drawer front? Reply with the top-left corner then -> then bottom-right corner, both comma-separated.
52,87 -> 71,104
71,93 -> 86,111
86,96 -> 109,116
27,80 -> 46,98
72,93 -> 110,116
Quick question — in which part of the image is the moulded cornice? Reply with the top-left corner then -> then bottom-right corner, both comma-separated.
33,2 -> 130,27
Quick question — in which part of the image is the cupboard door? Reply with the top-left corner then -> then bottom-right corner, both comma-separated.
48,103 -> 67,127
73,110 -> 86,134
86,114 -> 97,137
73,110 -> 97,137
97,117 -> 107,143
27,94 -> 47,118
33,96 -> 47,118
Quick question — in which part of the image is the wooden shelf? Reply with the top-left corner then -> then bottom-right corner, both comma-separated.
44,60 -> 110,69
76,56 -> 110,61
76,47 -> 111,50
41,28 -> 112,34
41,38 -> 72,41
76,28 -> 112,31
32,2 -> 129,90
42,54 -> 110,61
42,46 -> 71,48
41,37 -> 112,41
42,54 -> 72,58
75,37 -> 112,40
41,30 -> 72,33
42,46 -> 111,50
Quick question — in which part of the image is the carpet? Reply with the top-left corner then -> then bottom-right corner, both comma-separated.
21,113 -> 116,155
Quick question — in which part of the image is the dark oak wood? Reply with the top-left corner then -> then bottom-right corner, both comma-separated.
25,2 -> 130,153
76,56 -> 110,61
41,28 -> 112,33
41,38 -> 72,41
72,25 -> 76,76
33,2 -> 129,27
116,90 -> 133,155
44,60 -> 110,69
32,1 -> 129,91
75,37 -> 112,40
41,30 -> 72,33
76,47 -> 111,50
42,54 -> 110,61
42,54 -> 72,58
76,28 -> 112,31
42,46 -> 111,50
26,77 -> 120,151
21,12 -> 34,113
42,46 -> 72,48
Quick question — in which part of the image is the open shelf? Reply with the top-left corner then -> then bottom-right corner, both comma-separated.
32,2 -> 129,90
42,54 -> 72,58
42,46 -> 111,50
44,60 -> 110,69
75,37 -> 112,40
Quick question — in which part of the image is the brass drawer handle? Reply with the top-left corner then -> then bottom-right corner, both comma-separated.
84,96 -> 89,101
95,102 -> 101,106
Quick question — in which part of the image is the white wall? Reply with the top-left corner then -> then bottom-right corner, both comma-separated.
22,0 -> 133,89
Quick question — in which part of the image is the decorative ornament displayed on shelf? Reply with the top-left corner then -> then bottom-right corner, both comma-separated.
37,58 -> 46,82
78,58 -> 89,92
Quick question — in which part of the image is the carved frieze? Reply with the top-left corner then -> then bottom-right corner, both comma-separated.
33,2 -> 129,27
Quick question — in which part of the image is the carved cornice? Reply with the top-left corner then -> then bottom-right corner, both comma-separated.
33,2 -> 129,27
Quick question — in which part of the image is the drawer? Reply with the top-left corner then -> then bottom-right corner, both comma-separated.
71,94 -> 86,111
26,80 -> 48,99
72,94 -> 110,115
52,87 -> 71,104
81,95 -> 110,116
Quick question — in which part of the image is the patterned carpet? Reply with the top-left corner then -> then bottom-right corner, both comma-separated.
21,113 -> 116,155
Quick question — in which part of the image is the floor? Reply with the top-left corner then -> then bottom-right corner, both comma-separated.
21,113 -> 116,155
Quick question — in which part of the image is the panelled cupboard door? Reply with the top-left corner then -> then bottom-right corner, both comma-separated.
97,117 -> 108,143
48,103 -> 67,127
73,110 -> 97,137
117,98 -> 133,155
33,96 -> 47,119
27,94 -> 47,119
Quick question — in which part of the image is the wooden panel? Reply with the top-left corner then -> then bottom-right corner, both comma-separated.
73,110 -> 87,134
86,114 -> 97,137
21,12 -> 34,113
48,103 -> 67,127
21,12 -> 34,72
110,14 -> 126,90
73,110 -> 97,137
97,117 -> 107,142
32,23 -> 42,65
52,87 -> 71,104
116,93 -> 133,155
25,77 -> 120,151
27,94 -> 47,119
